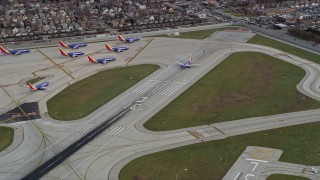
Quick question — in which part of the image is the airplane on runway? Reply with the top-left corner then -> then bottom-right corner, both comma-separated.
177,55 -> 197,69
59,40 -> 87,49
311,167 -> 319,174
105,44 -> 129,52
88,56 -> 116,64
0,46 -> 31,55
118,34 -> 140,43
59,48 -> 85,57
28,82 -> 49,91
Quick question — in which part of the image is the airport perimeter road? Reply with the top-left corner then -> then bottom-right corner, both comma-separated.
2,38 -> 320,179
235,22 -> 320,55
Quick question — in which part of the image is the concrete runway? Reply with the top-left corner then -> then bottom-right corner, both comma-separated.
1,36 -> 320,179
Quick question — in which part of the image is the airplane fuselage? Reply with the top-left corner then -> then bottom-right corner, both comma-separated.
96,57 -> 116,64
36,82 -> 49,90
67,52 -> 85,57
10,49 -> 31,55
180,62 -> 191,69
68,43 -> 87,49
125,38 -> 140,43
113,47 -> 129,52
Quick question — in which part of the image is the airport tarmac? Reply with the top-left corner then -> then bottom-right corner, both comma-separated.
1,34 -> 320,179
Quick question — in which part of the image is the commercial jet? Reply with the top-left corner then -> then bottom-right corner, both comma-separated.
178,56 -> 197,69
59,40 -> 87,49
59,48 -> 84,57
28,82 -> 49,91
105,44 -> 129,52
88,56 -> 116,64
118,34 -> 140,43
311,167 -> 319,174
0,46 -> 30,55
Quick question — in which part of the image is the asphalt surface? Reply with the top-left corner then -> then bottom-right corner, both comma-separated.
0,31 -> 320,180
0,102 -> 40,123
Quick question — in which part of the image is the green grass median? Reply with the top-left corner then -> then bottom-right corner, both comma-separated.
47,64 -> 159,120
0,127 -> 14,151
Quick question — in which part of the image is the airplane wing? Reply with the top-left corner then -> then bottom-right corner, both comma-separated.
15,51 -> 22,55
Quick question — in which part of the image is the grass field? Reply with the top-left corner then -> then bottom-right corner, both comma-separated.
0,127 -> 14,151
144,52 -> 320,131
267,174 -> 310,180
248,34 -> 320,64
120,121 -> 320,180
47,64 -> 159,120
27,77 -> 45,85
154,27 -> 242,39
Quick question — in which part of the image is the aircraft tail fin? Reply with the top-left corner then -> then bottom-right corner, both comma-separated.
59,48 -> 68,56
0,46 -> 10,54
117,34 -> 126,42
189,55 -> 192,64
59,40 -> 69,48
28,82 -> 37,91
105,44 -> 114,51
88,56 -> 97,63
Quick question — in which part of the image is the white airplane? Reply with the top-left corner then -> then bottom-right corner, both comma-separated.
311,167 -> 319,173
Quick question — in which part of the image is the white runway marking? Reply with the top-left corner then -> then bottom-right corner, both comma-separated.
133,80 -> 159,94
76,123 -> 95,132
245,158 -> 268,163
133,80 -> 185,96
107,126 -> 125,136
233,172 -> 241,180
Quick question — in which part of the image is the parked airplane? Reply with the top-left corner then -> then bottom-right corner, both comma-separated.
59,40 -> 87,49
28,82 -> 49,91
88,56 -> 116,64
118,34 -> 140,43
59,48 -> 84,57
311,167 -> 319,174
105,44 -> 129,52
0,46 -> 30,55
178,56 -> 196,69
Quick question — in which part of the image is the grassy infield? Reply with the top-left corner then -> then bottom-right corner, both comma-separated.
120,31 -> 320,179
47,65 -> 159,120
27,77 -> 45,85
0,127 -> 14,151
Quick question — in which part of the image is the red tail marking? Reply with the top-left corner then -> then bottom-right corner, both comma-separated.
118,34 -> 125,42
0,46 -> 10,54
88,56 -> 97,63
105,44 -> 114,51
59,40 -> 69,48
59,49 -> 68,56
28,82 -> 37,91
